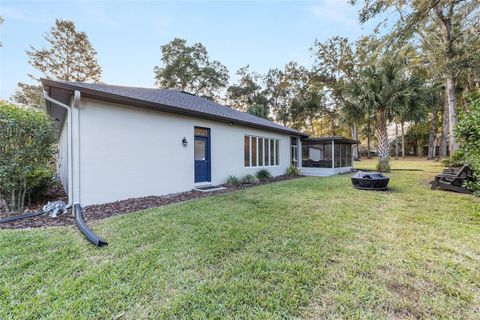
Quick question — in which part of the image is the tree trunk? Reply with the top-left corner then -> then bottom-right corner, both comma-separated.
417,139 -> 423,158
352,124 -> 359,161
446,76 -> 459,153
434,5 -> 460,156
439,97 -> 449,158
427,105 -> 438,160
395,122 -> 399,160
367,120 -> 372,159
19,186 -> 27,213
0,196 -> 10,217
435,4 -> 458,155
375,110 -> 390,171
10,189 -> 16,213
401,121 -> 405,159
356,141 -> 360,160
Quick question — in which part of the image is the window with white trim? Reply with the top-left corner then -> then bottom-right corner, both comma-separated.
290,137 -> 298,167
244,136 -> 280,167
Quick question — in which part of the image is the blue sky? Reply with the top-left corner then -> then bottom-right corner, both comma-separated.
0,0 -> 379,99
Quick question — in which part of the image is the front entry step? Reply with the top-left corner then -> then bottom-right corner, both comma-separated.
193,185 -> 226,192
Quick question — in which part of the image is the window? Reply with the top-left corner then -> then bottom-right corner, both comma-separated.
275,140 -> 279,165
194,140 -> 206,161
290,137 -> 298,166
258,138 -> 264,166
270,139 -> 275,166
244,135 -> 279,167
194,127 -> 209,137
252,137 -> 257,167
244,136 -> 250,167
264,138 -> 269,165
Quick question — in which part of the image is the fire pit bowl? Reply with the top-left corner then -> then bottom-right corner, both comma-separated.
351,171 -> 390,190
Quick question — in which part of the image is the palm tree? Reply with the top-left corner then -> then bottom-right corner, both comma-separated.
342,98 -> 366,160
343,80 -> 376,160
346,59 -> 428,171
396,82 -> 432,159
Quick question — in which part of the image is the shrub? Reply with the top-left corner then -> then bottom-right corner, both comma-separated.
242,174 -> 258,185
225,175 -> 241,186
286,164 -> 301,176
26,167 -> 55,205
455,95 -> 480,194
441,149 -> 465,167
0,103 -> 56,213
256,169 -> 272,181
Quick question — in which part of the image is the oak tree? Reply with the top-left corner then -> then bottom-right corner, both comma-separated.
227,65 -> 270,119
154,38 -> 229,100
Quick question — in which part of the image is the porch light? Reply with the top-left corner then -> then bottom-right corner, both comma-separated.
182,137 -> 188,147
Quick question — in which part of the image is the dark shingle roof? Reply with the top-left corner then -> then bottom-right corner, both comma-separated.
303,136 -> 358,144
42,79 -> 306,137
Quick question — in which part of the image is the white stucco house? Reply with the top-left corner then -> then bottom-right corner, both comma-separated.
42,79 -> 355,207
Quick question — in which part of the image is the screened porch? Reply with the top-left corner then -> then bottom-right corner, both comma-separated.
300,137 -> 357,176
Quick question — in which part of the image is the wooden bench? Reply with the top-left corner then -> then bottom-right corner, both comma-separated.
431,165 -> 473,194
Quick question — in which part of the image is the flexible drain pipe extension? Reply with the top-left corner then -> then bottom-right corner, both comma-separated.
43,90 -> 74,209
0,211 -> 45,223
74,204 -> 108,246
44,91 -> 107,246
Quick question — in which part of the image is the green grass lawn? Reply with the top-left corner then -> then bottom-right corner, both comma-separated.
1,160 -> 479,319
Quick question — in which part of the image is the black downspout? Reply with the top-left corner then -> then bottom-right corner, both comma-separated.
74,204 -> 108,247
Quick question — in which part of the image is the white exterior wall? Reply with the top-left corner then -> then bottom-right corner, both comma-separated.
57,119 -> 69,193
76,99 -> 294,206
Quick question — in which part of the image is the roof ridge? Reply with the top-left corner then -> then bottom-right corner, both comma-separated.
50,79 -> 166,91
42,78 -> 307,137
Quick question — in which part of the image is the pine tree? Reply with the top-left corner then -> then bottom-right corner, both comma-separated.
26,19 -> 102,82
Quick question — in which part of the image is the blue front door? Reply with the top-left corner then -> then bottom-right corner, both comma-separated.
194,128 -> 211,183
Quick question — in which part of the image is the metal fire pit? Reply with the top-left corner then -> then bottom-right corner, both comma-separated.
351,171 -> 390,190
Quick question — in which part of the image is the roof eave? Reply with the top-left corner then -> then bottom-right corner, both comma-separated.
41,79 -> 307,138
302,136 -> 358,144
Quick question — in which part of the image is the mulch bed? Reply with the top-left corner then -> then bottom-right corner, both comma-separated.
0,175 -> 303,230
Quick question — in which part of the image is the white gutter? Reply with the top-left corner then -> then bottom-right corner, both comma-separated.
43,90 -> 81,209
72,90 -> 81,206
